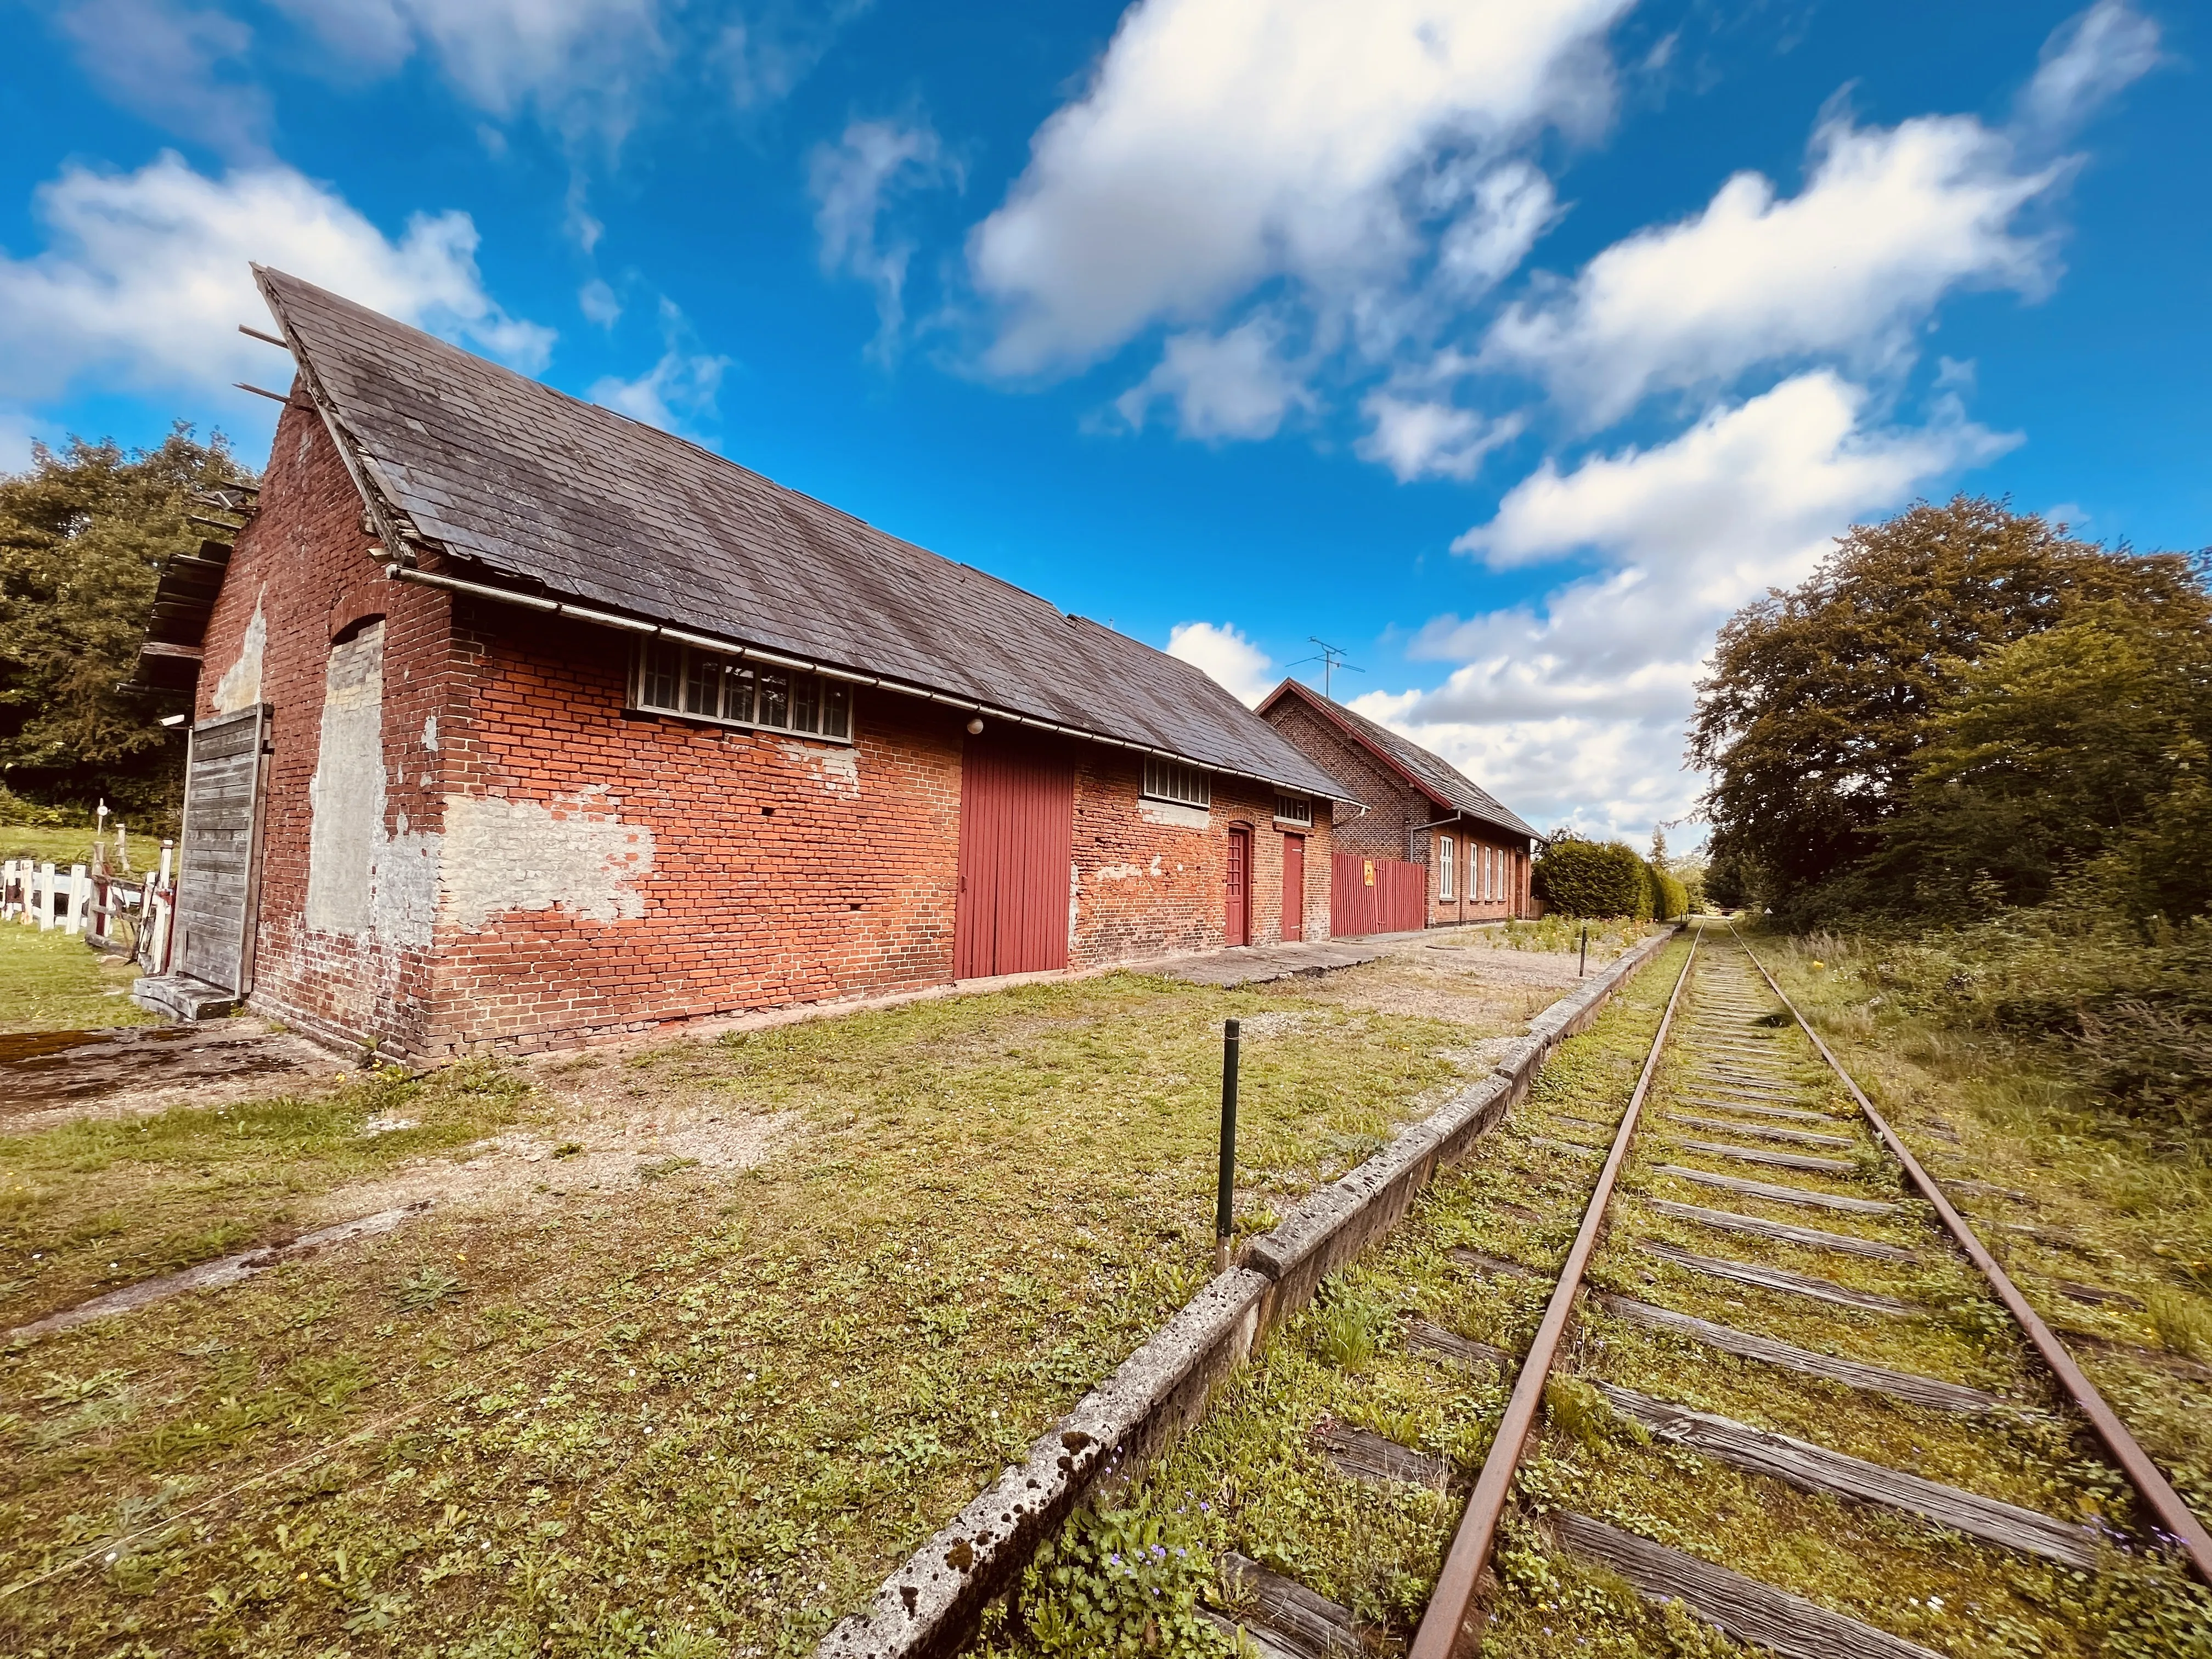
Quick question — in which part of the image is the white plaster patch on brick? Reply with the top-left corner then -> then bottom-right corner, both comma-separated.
373,814 -> 440,950
306,622 -> 385,936
211,590 -> 267,713
1138,799 -> 1210,831
780,740 -> 861,798
422,715 -> 439,752
1093,862 -> 1146,882
439,789 -> 654,932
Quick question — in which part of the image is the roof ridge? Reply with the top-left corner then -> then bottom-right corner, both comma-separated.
1262,678 -> 1538,840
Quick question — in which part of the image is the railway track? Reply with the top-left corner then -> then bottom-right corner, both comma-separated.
1194,923 -> 2212,1659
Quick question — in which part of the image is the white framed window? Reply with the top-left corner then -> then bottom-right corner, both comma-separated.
630,641 -> 852,741
1142,757 -> 1212,808
1481,844 -> 1492,901
1438,834 -> 1455,900
1273,794 -> 1313,826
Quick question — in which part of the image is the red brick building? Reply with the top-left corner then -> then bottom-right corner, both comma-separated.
131,269 -> 1356,1057
1257,680 -> 1539,932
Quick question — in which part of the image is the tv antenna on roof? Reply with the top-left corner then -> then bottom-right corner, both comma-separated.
1289,637 -> 1363,700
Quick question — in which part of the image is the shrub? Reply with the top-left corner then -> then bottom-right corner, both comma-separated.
1534,838 -> 1649,918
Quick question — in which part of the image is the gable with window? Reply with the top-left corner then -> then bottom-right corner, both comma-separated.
631,641 -> 852,740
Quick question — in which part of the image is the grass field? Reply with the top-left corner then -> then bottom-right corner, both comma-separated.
0,941 -> 1587,1658
0,923 -> 155,1035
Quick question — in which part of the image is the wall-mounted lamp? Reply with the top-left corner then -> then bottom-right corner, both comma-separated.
966,716 -> 985,735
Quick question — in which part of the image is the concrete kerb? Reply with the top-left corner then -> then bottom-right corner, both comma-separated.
815,926 -> 1680,1659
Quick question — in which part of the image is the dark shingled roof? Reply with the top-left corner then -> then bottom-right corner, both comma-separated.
255,267 -> 1353,803
1261,680 -> 1540,842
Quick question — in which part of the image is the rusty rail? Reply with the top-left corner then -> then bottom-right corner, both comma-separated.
1407,925 -> 1703,1658
1732,927 -> 2212,1585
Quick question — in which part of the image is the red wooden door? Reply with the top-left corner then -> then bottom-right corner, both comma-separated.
1225,826 -> 1252,946
1281,833 -> 1305,942
955,738 -> 1075,979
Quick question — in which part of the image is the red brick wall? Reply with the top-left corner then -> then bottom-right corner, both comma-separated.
1070,758 -> 1333,966
422,605 -> 966,1053
1427,832 -> 1530,926
194,394 -> 453,1054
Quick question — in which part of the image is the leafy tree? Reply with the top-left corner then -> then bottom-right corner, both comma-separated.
0,427 -> 252,819
1689,496 -> 2205,913
1883,602 -> 2212,918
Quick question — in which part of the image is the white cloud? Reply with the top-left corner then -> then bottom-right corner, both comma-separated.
715,0 -> 873,111
2017,1 -> 2160,136
0,153 -> 552,411
1114,320 -> 1313,442
1364,373 -> 2017,843
49,0 -> 269,157
1485,111 -> 2066,426
589,299 -> 731,435
268,0 -> 665,139
1432,160 -> 1561,294
1166,621 -> 1279,708
967,0 -> 1630,377
1356,395 -> 1522,482
579,277 -> 622,327
809,119 -> 957,364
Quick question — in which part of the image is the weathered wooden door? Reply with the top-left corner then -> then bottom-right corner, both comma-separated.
954,737 -> 1074,979
1225,825 -> 1252,947
1280,833 -> 1305,942
174,704 -> 270,992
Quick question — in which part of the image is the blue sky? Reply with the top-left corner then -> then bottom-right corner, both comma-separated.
3,0 -> 2203,847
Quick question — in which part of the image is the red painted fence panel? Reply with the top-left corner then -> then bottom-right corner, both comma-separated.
955,738 -> 1075,979
1330,851 -> 1426,937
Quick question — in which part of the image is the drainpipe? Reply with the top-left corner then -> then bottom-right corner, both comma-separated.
1409,811 -> 1462,927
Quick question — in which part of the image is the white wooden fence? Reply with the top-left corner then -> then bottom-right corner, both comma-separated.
1,837 -> 177,973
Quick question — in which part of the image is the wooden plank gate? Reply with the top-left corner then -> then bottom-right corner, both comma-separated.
954,736 -> 1075,979
1331,851 -> 1425,937
173,704 -> 270,994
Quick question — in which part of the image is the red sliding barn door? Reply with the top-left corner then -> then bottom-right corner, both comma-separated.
955,738 -> 1075,979
1225,825 -> 1252,946
1281,833 -> 1305,942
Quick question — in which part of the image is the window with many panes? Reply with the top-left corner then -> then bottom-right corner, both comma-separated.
630,641 -> 852,741
1142,757 -> 1211,808
1438,834 -> 1455,900
1274,794 -> 1313,826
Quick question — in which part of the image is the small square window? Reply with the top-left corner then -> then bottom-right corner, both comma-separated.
1274,794 -> 1313,826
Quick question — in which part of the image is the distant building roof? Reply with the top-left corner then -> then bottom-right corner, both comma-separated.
1260,679 -> 1540,842
253,267 -> 1356,803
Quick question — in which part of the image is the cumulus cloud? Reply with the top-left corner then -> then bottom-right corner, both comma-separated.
589,298 -> 731,435
2017,0 -> 2161,136
0,153 -> 551,411
967,0 -> 1630,377
809,118 -> 958,363
1166,622 -> 1279,708
1356,395 -> 1522,482
1115,320 -> 1313,442
1485,111 -> 2067,426
49,0 -> 269,157
1364,373 -> 2017,840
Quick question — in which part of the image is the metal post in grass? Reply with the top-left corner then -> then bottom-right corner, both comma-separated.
1216,1018 -> 1240,1274
1578,923 -> 1588,978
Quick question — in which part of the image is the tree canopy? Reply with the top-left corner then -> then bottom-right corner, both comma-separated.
0,427 -> 252,821
1689,495 -> 2206,914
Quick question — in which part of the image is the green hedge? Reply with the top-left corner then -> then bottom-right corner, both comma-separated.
1534,836 -> 1686,920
